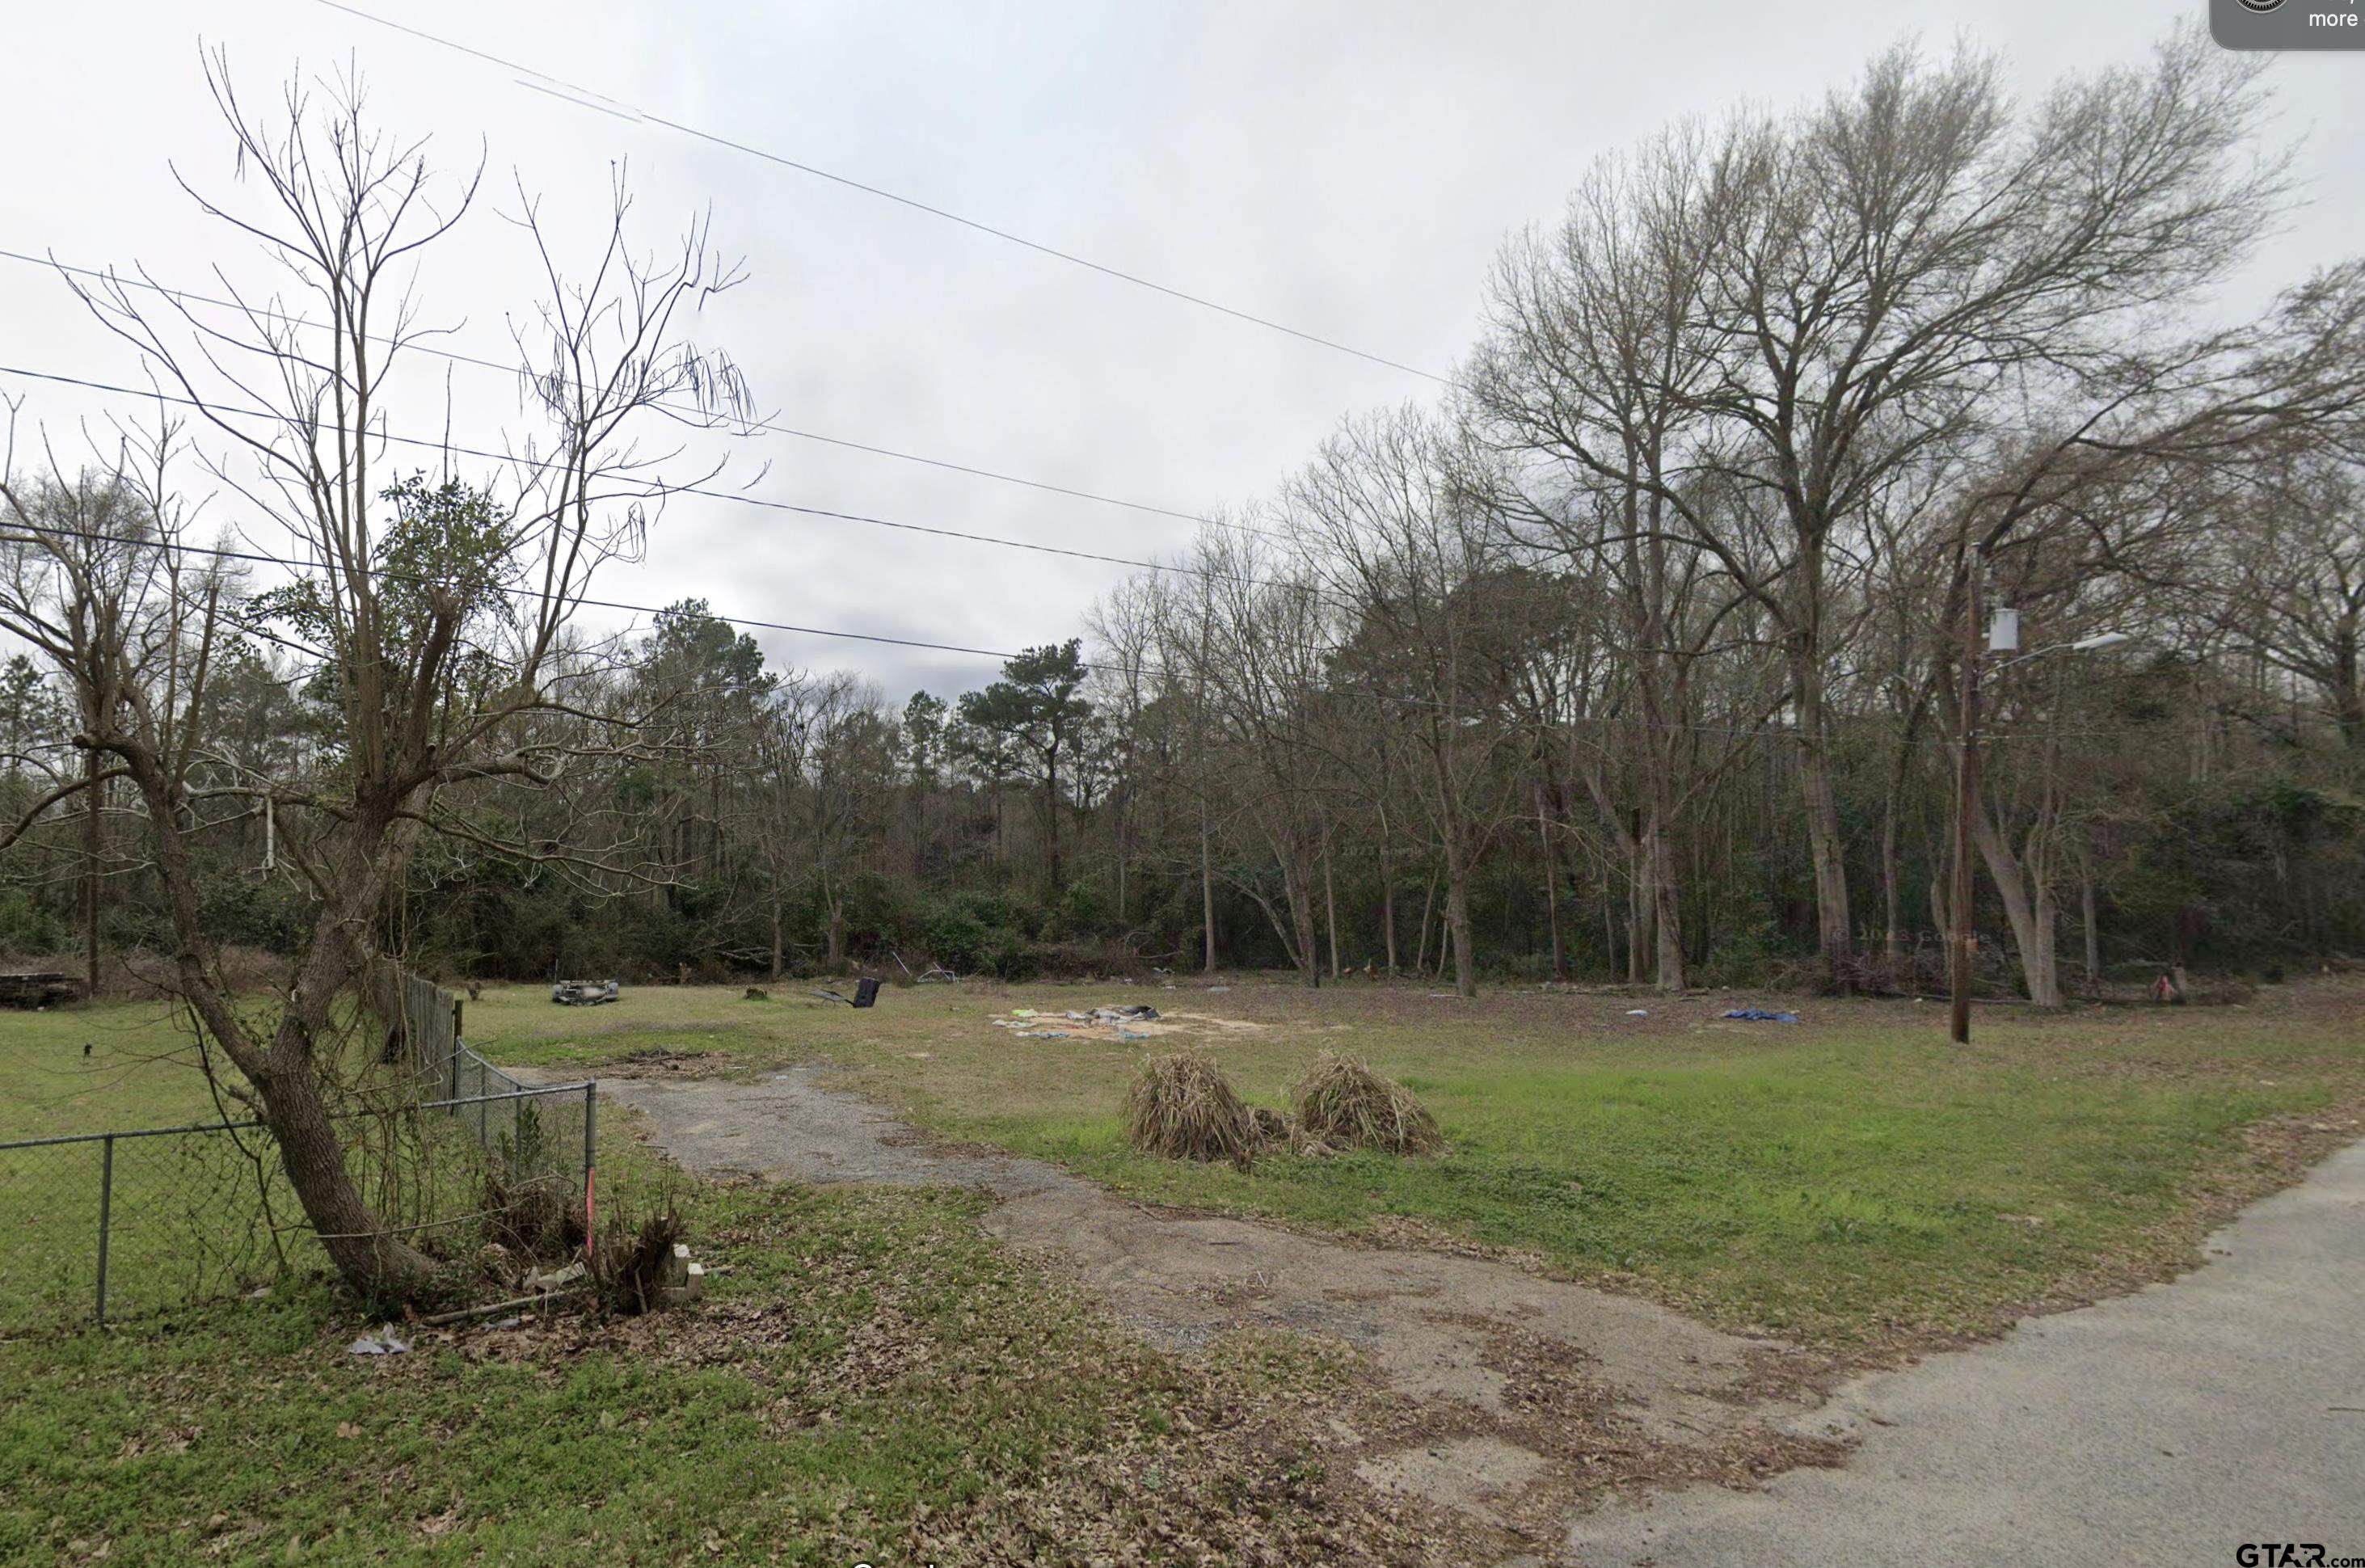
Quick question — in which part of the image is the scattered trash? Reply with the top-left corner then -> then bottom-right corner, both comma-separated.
1204,985 -> 1231,994
550,978 -> 620,1006
1625,1008 -> 1649,1017
1721,1009 -> 1800,1023
524,1261 -> 587,1292
812,977 -> 882,1008
992,1003 -> 1158,1043
917,967 -> 959,984
657,1244 -> 707,1309
347,1326 -> 410,1356
487,1317 -> 522,1331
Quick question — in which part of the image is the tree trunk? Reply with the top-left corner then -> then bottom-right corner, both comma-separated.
1322,818 -> 1342,980
769,900 -> 785,981
1044,754 -> 1062,892
1971,809 -> 2063,1009
1199,804 -> 1217,973
1537,786 -> 1566,983
1648,812 -> 1684,993
83,748 -> 101,998
1414,869 -> 1438,980
2080,858 -> 2102,990
1114,784 -> 1128,925
1880,805 -> 1904,964
1441,830 -> 1476,998
1625,832 -> 1650,986
1284,856 -> 1322,988
255,1055 -> 439,1305
1793,660 -> 1855,985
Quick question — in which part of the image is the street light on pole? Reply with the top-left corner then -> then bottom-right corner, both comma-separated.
1947,592 -> 2129,1045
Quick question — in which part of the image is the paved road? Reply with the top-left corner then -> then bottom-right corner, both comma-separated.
1568,1140 -> 2365,1567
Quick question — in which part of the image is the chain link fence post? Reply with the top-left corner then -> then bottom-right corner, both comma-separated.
95,1133 -> 115,1325
582,1082 -> 597,1259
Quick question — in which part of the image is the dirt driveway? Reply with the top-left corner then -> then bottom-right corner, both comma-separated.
538,1062 -> 1833,1556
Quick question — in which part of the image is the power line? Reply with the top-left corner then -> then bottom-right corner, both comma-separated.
310,0 -> 1449,384
0,520 -> 1043,668
0,360 -> 1273,584
0,246 -> 1245,533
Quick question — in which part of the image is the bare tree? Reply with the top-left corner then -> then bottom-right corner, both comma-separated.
7,55 -> 751,1306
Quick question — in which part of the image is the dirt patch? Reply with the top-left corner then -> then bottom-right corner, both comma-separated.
601,1047 -> 734,1079
535,1062 -> 1828,1545
1359,1435 -> 1549,1526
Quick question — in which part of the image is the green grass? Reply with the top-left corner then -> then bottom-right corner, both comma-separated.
0,1133 -> 1360,1566
464,975 -> 2365,1343
4,978 -> 2359,1560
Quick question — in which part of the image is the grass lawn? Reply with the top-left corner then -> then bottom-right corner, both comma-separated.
0,1016 -> 1390,1564
3,977 -> 2359,1562
0,1155 -> 1374,1565
467,972 -> 2365,1346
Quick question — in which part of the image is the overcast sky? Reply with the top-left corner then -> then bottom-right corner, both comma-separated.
3,0 -> 2359,704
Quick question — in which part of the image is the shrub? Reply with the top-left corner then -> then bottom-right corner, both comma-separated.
1290,1052 -> 1444,1156
589,1207 -> 685,1317
984,933 -> 1039,982
1123,1053 -> 1258,1170
923,902 -> 993,976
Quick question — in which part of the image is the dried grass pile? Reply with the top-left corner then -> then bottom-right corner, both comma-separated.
1290,1052 -> 1445,1156
1123,1052 -> 1258,1170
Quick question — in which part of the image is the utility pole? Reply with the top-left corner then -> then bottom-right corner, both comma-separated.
1950,567 -> 2127,1043
1949,557 -> 1984,1046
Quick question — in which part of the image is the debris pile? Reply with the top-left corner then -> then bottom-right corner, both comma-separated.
990,1002 -> 1161,1042
0,971 -> 82,1009
550,978 -> 620,1006
1123,1052 -> 1259,1171
1291,1052 -> 1445,1157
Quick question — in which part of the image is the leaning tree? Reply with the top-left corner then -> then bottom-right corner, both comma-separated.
0,53 -> 752,1307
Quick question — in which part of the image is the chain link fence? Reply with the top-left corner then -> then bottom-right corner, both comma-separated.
0,972 -> 597,1334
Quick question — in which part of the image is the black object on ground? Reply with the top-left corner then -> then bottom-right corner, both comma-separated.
0,972 -> 82,1009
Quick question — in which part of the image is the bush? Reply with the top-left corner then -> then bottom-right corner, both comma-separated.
924,902 -> 993,976
1290,1052 -> 1444,1156
1043,879 -> 1109,941
983,933 -> 1039,982
1123,1053 -> 1258,1170
588,1207 -> 686,1317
